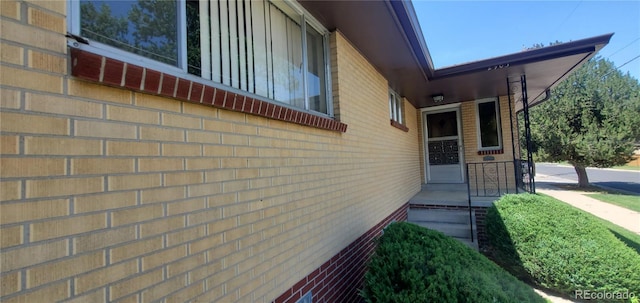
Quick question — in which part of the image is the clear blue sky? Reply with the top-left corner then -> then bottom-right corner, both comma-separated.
414,1 -> 640,80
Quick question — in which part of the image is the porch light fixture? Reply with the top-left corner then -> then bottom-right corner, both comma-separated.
432,94 -> 444,103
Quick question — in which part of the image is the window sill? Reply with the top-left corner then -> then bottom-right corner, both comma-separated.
390,120 -> 409,132
477,149 -> 503,155
69,48 -> 348,133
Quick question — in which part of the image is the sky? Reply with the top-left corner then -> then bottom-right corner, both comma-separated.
413,1 -> 640,81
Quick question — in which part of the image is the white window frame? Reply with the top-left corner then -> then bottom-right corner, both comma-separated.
67,0 -> 333,117
389,89 -> 404,124
475,97 -> 503,150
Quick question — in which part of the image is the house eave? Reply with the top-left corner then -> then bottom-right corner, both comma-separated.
299,0 -> 612,109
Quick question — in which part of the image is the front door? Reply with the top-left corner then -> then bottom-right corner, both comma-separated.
424,108 -> 464,183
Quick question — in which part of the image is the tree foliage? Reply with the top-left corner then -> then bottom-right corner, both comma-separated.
80,0 -> 201,74
80,2 -> 128,46
529,57 -> 640,186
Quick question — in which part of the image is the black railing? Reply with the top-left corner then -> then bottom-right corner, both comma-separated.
515,159 -> 534,193
466,161 -> 518,198
464,167 -> 474,242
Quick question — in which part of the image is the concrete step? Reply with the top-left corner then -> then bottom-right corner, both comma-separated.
422,183 -> 468,192
408,208 -> 471,224
413,222 -> 473,239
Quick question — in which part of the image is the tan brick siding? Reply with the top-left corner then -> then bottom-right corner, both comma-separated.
418,96 -> 520,188
0,6 -> 421,302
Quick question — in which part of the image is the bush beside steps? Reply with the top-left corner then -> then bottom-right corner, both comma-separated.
486,194 -> 640,302
360,222 -> 545,303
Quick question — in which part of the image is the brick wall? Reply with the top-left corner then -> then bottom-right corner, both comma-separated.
461,96 -> 518,191
273,203 -> 408,303
461,96 -> 517,163
0,3 -> 421,302
417,95 -> 519,187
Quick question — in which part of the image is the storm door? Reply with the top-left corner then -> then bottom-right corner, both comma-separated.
424,108 -> 464,183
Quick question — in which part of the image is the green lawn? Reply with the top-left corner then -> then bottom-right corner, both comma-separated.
587,193 -> 640,212
612,165 -> 640,171
594,214 -> 640,255
541,194 -> 640,254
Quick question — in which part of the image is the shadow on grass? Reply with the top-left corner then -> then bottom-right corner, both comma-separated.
482,207 -> 530,283
609,229 -> 640,254
481,199 -> 576,301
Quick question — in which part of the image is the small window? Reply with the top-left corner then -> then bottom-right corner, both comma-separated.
476,98 -> 502,150
389,89 -> 404,124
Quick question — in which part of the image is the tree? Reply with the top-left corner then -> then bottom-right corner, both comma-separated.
529,57 -> 640,187
80,0 -> 200,74
80,2 -> 128,46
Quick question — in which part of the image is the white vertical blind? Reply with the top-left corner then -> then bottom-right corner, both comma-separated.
251,0 -> 268,97
245,1 -> 254,93
210,1 -> 221,83
219,0 -> 230,86
196,0 -> 327,113
229,0 -> 239,89
237,1 -> 247,91
199,1 -> 211,80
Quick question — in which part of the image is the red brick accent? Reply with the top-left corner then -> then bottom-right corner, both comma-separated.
272,203 -> 409,303
69,48 -> 347,133
477,149 -> 504,155
390,119 -> 409,132
70,50 -> 102,81
162,74 -> 178,97
124,64 -> 144,91
202,86 -> 215,105
143,69 -> 161,94
102,58 -> 124,86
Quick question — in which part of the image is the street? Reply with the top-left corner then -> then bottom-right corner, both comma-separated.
535,163 -> 640,194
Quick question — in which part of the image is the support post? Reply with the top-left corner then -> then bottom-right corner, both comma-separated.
520,75 -> 535,193
506,78 -> 518,194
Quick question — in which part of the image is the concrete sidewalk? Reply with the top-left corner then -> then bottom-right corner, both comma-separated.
536,174 -> 640,234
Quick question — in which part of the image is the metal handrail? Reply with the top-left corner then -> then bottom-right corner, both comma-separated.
466,161 -> 518,198
465,167 -> 474,242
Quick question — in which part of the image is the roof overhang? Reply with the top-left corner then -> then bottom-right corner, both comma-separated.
427,34 -> 612,109
299,0 -> 612,109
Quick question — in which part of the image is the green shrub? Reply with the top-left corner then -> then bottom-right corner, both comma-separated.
486,194 -> 640,301
360,222 -> 545,303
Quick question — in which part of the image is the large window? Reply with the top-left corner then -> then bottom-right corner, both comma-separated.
71,0 -> 331,115
476,98 -> 502,150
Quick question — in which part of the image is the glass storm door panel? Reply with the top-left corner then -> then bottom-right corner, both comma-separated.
425,110 -> 464,183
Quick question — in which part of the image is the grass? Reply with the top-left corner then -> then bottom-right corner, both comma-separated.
539,193 -> 640,254
593,213 -> 640,254
485,194 -> 640,300
538,160 -> 640,171
553,183 -> 639,212
587,193 -> 640,212
361,222 -> 546,303
612,165 -> 640,171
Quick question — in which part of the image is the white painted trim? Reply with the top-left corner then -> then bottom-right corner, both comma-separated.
475,97 -> 503,151
419,102 -> 461,113
177,1 -> 187,70
422,107 -> 465,184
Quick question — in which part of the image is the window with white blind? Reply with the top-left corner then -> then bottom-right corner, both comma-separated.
389,89 -> 404,124
70,0 -> 331,115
